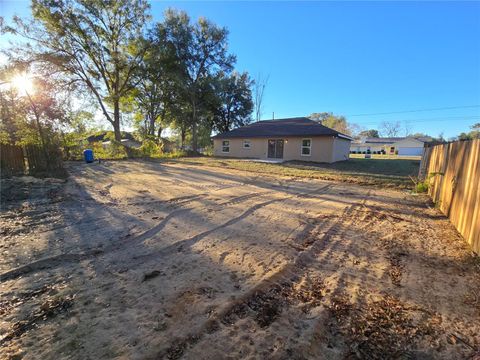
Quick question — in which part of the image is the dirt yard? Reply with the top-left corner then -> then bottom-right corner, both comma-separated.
1,160 -> 479,360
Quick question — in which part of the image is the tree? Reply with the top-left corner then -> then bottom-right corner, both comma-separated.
161,9 -> 235,151
309,112 -> 352,135
0,64 -> 67,168
409,132 -> 428,138
358,129 -> 379,138
253,73 -> 269,122
379,121 -> 401,137
130,22 -> 181,142
458,123 -> 480,140
4,0 -> 151,141
211,71 -> 253,133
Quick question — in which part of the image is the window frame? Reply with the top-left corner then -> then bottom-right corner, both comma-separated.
243,139 -> 251,149
301,138 -> 312,156
221,140 -> 230,153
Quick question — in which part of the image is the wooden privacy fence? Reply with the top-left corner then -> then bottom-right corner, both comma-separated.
419,139 -> 480,254
0,144 -> 65,178
0,144 -> 25,176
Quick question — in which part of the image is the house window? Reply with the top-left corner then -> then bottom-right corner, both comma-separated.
222,140 -> 230,153
243,140 -> 251,149
301,139 -> 311,156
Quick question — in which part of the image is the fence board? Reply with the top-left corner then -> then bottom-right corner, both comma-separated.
0,144 -> 25,177
420,139 -> 480,254
1,143 -> 65,178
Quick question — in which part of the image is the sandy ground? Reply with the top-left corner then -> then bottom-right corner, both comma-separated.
1,160 -> 479,360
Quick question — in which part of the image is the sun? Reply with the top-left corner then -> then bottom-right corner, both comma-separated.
11,72 -> 35,95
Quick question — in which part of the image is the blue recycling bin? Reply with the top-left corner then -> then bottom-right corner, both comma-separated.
83,149 -> 94,163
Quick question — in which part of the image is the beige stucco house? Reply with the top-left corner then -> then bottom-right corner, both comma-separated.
212,117 -> 352,163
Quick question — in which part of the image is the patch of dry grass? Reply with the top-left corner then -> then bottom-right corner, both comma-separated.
162,156 -> 420,189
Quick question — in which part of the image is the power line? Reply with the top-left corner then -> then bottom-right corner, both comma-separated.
347,105 -> 480,117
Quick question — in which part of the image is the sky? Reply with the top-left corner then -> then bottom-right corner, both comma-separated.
1,1 -> 480,138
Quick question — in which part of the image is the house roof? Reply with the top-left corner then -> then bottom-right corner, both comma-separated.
212,117 -> 352,140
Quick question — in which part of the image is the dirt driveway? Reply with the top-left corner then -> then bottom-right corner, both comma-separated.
1,160 -> 479,359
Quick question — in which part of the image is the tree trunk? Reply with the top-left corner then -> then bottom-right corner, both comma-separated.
191,101 -> 198,152
157,126 -> 162,143
25,91 -> 50,171
148,111 -> 155,137
113,100 -> 122,141
181,127 -> 186,150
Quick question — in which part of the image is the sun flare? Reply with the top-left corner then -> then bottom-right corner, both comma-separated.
11,72 -> 35,95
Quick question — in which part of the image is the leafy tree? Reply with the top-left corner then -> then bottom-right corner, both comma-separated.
458,123 -> 480,140
309,112 -> 352,135
4,0 -> 151,141
408,132 -> 429,138
211,71 -> 253,133
358,129 -> 379,138
130,22 -> 183,142
0,64 -> 68,169
161,9 -> 235,151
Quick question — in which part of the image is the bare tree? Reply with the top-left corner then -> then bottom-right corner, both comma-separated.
380,121 -> 401,137
253,73 -> 269,122
403,121 -> 412,137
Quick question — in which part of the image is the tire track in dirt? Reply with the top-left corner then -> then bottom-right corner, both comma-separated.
128,185 -> 333,268
0,188 -> 278,283
153,185 -> 360,359
0,250 -> 103,282
157,189 -> 370,359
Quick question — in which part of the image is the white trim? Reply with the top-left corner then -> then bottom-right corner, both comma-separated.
338,134 -> 353,141
301,138 -> 312,156
243,139 -> 251,149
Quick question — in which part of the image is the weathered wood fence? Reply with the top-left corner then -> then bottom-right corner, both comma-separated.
419,139 -> 480,254
0,144 -> 65,178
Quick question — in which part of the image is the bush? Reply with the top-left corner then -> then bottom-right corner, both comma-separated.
415,182 -> 429,193
90,141 -> 127,160
139,139 -> 163,157
202,145 -> 213,156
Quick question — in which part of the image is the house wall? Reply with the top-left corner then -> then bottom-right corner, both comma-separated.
214,136 -> 349,163
350,144 -> 388,153
394,138 -> 425,156
393,138 -> 423,148
332,138 -> 352,162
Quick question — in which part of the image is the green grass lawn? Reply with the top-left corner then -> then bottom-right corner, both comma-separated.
166,156 -> 420,189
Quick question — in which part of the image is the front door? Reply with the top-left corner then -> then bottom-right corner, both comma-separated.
268,139 -> 284,159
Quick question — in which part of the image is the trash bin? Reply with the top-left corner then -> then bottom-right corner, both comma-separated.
83,149 -> 94,163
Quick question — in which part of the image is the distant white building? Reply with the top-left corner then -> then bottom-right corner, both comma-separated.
350,136 -> 433,156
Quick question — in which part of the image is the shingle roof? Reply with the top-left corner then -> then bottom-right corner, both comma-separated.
212,117 -> 352,140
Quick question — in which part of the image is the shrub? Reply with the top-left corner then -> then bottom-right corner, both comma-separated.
139,139 -> 163,157
90,141 -> 127,160
415,182 -> 429,193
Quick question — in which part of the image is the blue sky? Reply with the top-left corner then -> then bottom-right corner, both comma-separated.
1,1 -> 480,138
